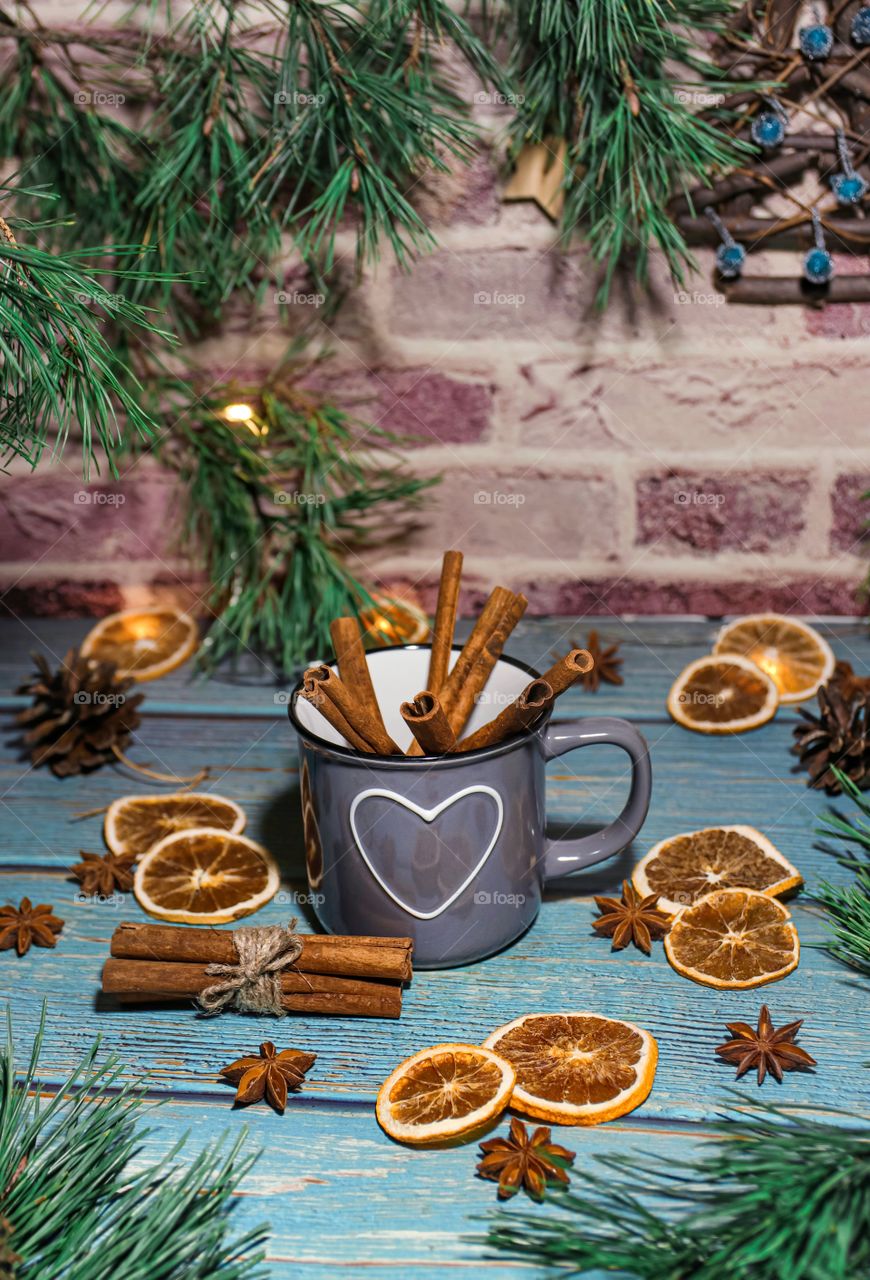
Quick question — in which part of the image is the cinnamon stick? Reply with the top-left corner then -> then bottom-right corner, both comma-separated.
439,586 -> 512,712
330,616 -> 395,750
427,550 -> 463,693
102,958 -> 403,1018
538,648 -> 594,696
456,678 -> 553,753
401,691 -> 456,755
441,589 -> 528,738
110,921 -> 413,982
304,664 -> 399,756
300,672 -> 374,753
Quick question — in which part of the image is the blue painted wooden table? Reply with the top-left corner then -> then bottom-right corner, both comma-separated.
1,615 -> 868,1277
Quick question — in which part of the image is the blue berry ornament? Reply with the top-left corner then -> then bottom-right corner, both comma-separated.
803,209 -> 834,286
799,20 -> 833,60
751,107 -> 787,151
852,5 -> 870,44
803,247 -> 834,284
716,242 -> 747,279
704,206 -> 746,280
831,129 -> 868,206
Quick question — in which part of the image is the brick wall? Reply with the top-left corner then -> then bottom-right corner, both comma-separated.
3,14 -> 870,618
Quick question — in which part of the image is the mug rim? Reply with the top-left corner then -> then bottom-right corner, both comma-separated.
288,642 -> 549,766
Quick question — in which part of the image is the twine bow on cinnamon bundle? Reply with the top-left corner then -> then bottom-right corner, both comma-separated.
101,920 -> 413,1018
300,551 -> 594,757
197,923 -> 304,1016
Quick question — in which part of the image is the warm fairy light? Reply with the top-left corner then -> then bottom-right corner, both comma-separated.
222,402 -> 255,423
128,618 -> 158,640
751,647 -> 782,682
221,401 -> 268,438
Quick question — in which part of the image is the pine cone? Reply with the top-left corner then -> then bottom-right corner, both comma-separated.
16,648 -> 144,777
792,681 -> 870,794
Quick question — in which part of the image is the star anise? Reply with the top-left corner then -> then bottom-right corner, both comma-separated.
580,630 -> 623,691
593,880 -> 670,953
71,849 -> 136,897
715,1005 -> 817,1085
0,899 -> 64,956
477,1117 -> 575,1200
220,1041 -> 316,1112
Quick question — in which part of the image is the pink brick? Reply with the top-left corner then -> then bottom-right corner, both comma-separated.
390,248 -> 588,341
392,470 -> 620,561
370,575 -> 864,618
830,473 -> 870,553
541,577 -> 863,617
0,468 -> 183,565
805,304 -> 870,340
304,367 -> 493,444
635,471 -> 810,554
805,255 -> 870,339
0,580 -> 124,619
446,146 -> 501,227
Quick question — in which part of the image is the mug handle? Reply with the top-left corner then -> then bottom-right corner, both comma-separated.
540,717 -> 652,882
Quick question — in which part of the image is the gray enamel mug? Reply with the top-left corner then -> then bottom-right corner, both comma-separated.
289,645 -> 652,969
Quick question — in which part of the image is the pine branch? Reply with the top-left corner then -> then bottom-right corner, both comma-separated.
500,0 -> 760,304
148,362 -> 435,674
0,0 -> 502,323
816,766 -> 870,974
0,190 -> 175,474
0,1005 -> 269,1279
484,1100 -> 870,1279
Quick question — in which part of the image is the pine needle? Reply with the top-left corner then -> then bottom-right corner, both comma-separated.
816,766 -> 870,974
499,0 -> 761,304
144,361 -> 435,675
484,1100 -> 870,1279
0,1005 -> 270,1279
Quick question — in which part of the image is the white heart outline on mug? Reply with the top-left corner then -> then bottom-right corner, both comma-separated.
348,785 -> 504,921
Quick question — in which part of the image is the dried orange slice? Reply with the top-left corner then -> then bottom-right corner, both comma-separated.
359,592 -> 431,647
633,826 -> 803,917
133,828 -> 279,924
376,1044 -> 515,1145
105,792 -> 246,859
714,614 -> 834,704
484,1013 -> 658,1126
80,608 -> 198,682
667,654 -> 778,733
664,887 -> 800,989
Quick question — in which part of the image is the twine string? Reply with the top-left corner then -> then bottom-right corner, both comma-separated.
198,922 -> 305,1017
704,205 -> 735,247
836,128 -> 856,177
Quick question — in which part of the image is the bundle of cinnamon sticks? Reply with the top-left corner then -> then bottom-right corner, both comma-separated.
301,551 -> 593,756
102,921 -> 412,1019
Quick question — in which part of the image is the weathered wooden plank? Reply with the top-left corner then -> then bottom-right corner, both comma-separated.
109,1096 -> 720,1278
0,868 -> 865,1122
2,616 -> 867,1278
3,616 -> 868,720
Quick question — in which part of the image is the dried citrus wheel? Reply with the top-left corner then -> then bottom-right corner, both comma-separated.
484,1013 -> 658,1126
667,654 -> 778,733
664,887 -> 800,989
376,1044 -> 515,1145
359,592 -> 431,646
713,614 -> 834,704
133,828 -> 279,924
104,792 -> 246,858
633,826 -> 803,917
80,608 -> 198,682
